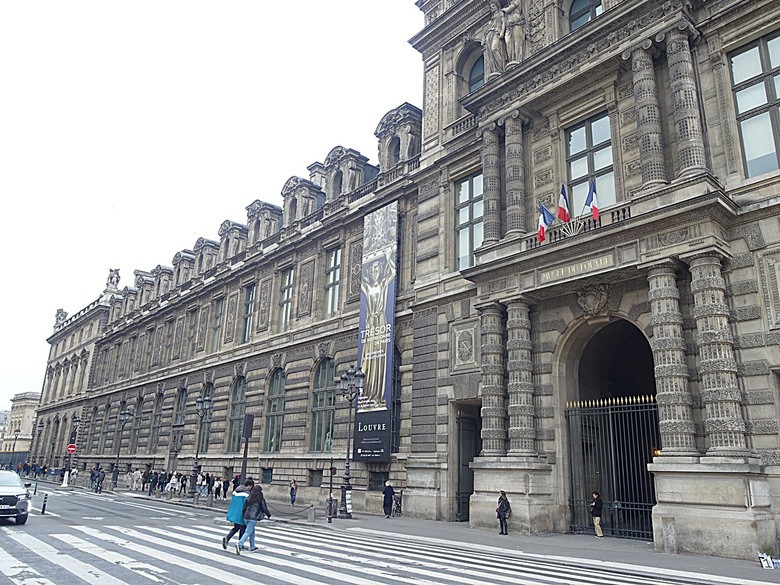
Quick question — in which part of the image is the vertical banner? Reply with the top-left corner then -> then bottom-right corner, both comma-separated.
354,201 -> 397,462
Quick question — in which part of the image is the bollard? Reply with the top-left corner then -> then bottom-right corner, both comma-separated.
34,483 -> 38,496
308,506 -> 315,523
41,493 -> 48,515
207,494 -> 213,507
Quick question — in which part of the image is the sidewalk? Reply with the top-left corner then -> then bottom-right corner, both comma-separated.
43,477 -> 779,585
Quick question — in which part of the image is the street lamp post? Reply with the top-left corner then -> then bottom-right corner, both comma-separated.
61,417 -> 80,488
111,410 -> 132,489
188,396 -> 212,500
11,429 -> 20,470
338,365 -> 364,520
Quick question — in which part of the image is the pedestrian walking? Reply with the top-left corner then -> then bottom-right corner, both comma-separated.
289,479 -> 297,506
590,491 -> 604,538
496,490 -> 511,535
223,478 -> 254,550
382,481 -> 395,518
235,485 -> 271,554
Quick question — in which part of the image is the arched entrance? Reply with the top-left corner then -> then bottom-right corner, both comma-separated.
563,319 -> 660,540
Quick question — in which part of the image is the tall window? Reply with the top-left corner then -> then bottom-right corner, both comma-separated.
468,55 -> 484,92
241,283 -> 256,343
566,112 -> 616,214
98,406 -> 110,454
186,309 -> 198,358
277,269 -> 294,333
128,336 -> 138,374
88,406 -> 98,453
144,329 -> 155,372
114,400 -> 127,454
162,320 -> 174,366
227,377 -> 246,453
264,370 -> 286,452
311,359 -> 336,452
211,297 -> 224,352
174,387 -> 187,425
731,32 -> 780,177
199,383 -> 213,454
455,172 -> 484,270
569,0 -> 602,31
129,398 -> 142,454
324,248 -> 341,317
391,347 -> 402,454
149,394 -> 164,454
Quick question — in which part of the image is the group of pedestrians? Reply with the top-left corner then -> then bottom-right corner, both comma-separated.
493,489 -> 604,538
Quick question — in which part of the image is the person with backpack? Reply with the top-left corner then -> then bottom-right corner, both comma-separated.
235,485 -> 271,554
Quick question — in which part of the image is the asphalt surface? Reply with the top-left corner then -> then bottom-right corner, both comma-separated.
38,476 -> 780,585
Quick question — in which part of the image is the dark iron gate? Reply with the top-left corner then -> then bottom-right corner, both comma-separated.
564,395 -> 660,540
456,416 -> 479,522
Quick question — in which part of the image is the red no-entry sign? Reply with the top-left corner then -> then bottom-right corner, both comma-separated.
66,444 -> 77,454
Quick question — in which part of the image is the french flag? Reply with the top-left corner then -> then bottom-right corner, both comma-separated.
585,181 -> 599,220
537,203 -> 555,243
557,184 -> 571,223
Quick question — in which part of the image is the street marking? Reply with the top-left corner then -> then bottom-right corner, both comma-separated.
0,541 -> 57,585
52,533 -> 167,582
4,530 -> 130,584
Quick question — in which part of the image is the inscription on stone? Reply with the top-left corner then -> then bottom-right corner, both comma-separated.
541,254 -> 614,284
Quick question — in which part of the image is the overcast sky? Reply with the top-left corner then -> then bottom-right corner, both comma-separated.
0,1 -> 423,413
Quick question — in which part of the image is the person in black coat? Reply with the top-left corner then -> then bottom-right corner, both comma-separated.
590,491 -> 604,538
496,490 -> 512,535
382,481 -> 395,518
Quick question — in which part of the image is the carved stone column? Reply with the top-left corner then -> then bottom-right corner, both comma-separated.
502,112 -> 526,235
661,25 -> 707,176
506,298 -> 535,455
688,255 -> 748,455
647,262 -> 697,455
478,301 -> 507,456
624,41 -> 667,187
479,123 -> 502,244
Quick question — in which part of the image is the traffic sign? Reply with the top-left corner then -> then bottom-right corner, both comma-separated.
66,444 -> 77,454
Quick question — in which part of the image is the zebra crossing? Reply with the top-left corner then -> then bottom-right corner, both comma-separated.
0,520 -> 729,585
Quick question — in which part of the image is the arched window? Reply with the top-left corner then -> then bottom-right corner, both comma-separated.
149,394 -> 164,454
468,55 -> 484,92
570,0 -> 602,31
129,398 -> 143,454
114,400 -> 127,455
227,377 -> 246,453
391,347 -> 402,453
311,359 -> 336,452
389,137 -> 401,167
264,370 -> 286,452
174,387 -> 187,425
199,382 -> 213,454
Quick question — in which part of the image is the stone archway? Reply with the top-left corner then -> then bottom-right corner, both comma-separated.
558,317 -> 660,539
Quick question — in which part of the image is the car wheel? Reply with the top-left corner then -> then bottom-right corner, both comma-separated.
16,514 -> 28,525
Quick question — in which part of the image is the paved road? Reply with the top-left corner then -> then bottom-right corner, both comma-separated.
3,479 -> 775,585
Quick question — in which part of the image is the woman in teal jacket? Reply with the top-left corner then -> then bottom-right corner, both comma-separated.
222,478 -> 253,549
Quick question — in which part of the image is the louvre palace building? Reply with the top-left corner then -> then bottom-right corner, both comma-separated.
34,0 -> 780,560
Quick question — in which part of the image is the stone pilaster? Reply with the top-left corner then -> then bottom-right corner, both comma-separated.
502,112 -> 526,235
625,41 -> 667,187
647,262 -> 697,455
688,255 -> 748,455
478,301 -> 507,456
506,298 -> 535,456
479,123 -> 502,244
661,25 -> 707,176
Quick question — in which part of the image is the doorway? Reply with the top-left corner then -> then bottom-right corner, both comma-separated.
455,402 -> 481,521
564,319 -> 659,540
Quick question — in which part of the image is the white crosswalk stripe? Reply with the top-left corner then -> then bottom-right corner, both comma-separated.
0,522 -> 725,585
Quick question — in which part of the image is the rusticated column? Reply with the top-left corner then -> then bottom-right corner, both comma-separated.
479,123 -> 502,244
478,301 -> 507,456
623,40 -> 667,187
647,262 -> 697,455
506,298 -> 535,455
661,25 -> 707,176
688,255 -> 748,455
502,112 -> 526,234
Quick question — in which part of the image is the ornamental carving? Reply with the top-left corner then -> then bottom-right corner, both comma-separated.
577,284 -> 610,317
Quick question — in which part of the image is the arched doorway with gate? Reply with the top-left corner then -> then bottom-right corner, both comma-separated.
558,317 -> 660,540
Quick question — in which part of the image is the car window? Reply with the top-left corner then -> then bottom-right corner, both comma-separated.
0,473 -> 24,487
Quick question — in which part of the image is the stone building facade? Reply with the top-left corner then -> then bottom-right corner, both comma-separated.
35,0 -> 780,559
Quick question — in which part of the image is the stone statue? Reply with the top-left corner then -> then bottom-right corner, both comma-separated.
484,0 -> 507,80
107,268 -> 120,289
502,0 -> 526,64
55,309 -> 68,327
